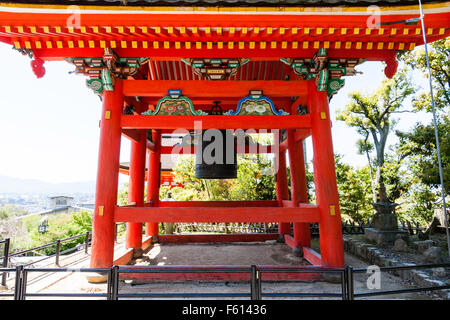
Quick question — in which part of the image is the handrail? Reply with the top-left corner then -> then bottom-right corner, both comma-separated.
352,262 -> 450,272
1,222 -> 127,273
348,262 -> 450,299
8,233 -> 90,258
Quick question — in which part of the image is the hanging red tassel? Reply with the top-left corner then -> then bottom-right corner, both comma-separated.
384,57 -> 398,79
31,57 -> 45,78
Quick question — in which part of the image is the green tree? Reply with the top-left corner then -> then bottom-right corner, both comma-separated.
334,155 -> 374,222
401,183 -> 438,225
171,153 -> 276,202
336,69 -> 415,203
28,211 -> 93,256
400,38 -> 449,113
171,155 -> 233,201
396,115 -> 450,194
397,38 -> 449,196
230,154 -> 276,201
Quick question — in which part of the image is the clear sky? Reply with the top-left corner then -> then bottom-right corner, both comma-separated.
0,42 -> 430,184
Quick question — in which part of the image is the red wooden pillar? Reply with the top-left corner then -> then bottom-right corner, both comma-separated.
90,80 -> 123,268
308,80 -> 344,268
145,129 -> 161,237
276,149 -> 290,240
126,129 -> 147,250
287,129 -> 311,251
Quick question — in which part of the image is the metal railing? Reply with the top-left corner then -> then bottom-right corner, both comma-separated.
1,238 -> 10,286
347,263 -> 450,299
7,232 -> 91,267
176,220 -> 425,236
0,223 -> 126,286
1,263 -> 448,300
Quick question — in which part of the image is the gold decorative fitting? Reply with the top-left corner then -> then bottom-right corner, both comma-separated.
330,205 -> 336,216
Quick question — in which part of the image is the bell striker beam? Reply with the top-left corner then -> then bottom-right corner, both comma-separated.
90,79 -> 123,269
308,80 -> 344,268
146,129 -> 162,237
125,129 -> 147,250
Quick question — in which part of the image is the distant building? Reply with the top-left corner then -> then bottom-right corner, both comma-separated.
12,196 -> 93,222
49,196 -> 74,209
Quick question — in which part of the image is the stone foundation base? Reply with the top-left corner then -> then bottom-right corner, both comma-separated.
364,228 -> 408,246
86,272 -> 108,284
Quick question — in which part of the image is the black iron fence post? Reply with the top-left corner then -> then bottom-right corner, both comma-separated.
107,267 -> 113,300
341,269 -> 347,300
2,238 -> 10,286
112,265 -> 119,300
84,232 -> 90,254
107,266 -> 119,300
346,266 -> 354,300
250,265 -> 262,300
250,265 -> 258,300
55,240 -> 61,266
256,269 -> 262,300
14,265 -> 24,300
21,269 -> 27,300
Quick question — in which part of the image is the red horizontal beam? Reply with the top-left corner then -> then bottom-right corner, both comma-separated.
121,129 -> 140,143
280,128 -> 311,151
155,200 -> 279,207
303,247 -> 322,266
282,201 -> 317,209
33,46 -> 408,61
122,129 -> 155,151
121,115 -> 311,130
160,128 -> 281,134
114,205 -> 320,223
123,80 -> 307,98
160,145 -> 277,154
158,233 -> 278,243
284,234 -> 300,249
1,9 -> 447,30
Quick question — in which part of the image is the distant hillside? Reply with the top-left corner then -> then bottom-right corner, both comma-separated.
0,175 -> 96,194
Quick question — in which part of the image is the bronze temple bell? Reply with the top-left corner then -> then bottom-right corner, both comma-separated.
195,102 -> 237,179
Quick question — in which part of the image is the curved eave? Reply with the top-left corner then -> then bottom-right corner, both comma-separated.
0,1 -> 448,61
0,1 -> 448,13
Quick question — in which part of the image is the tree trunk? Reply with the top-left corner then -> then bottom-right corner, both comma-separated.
164,223 -> 174,235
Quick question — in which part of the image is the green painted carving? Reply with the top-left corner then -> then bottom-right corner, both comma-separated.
225,94 -> 289,116
66,48 -> 149,95
101,69 -> 115,91
315,69 -> 329,92
281,50 -> 363,96
181,58 -> 250,80
86,78 -> 103,95
327,78 -> 345,95
142,96 -> 207,115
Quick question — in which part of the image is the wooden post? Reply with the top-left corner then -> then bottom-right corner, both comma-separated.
276,150 -> 290,240
126,129 -> 147,251
308,80 -> 344,268
287,129 -> 311,252
145,129 -> 162,237
90,80 -> 123,268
